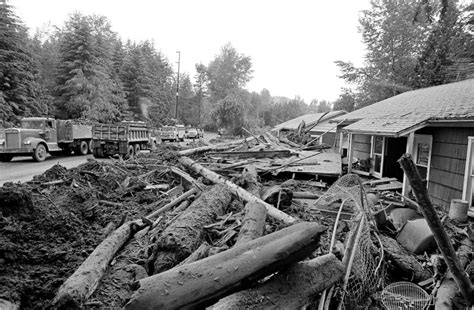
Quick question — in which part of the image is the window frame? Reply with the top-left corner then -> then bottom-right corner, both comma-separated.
370,135 -> 385,178
462,136 -> 474,207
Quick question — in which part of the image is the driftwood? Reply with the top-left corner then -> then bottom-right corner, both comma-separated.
150,184 -> 232,274
235,165 -> 267,245
379,235 -> 432,282
399,154 -> 474,305
435,239 -> 472,309
177,137 -> 256,157
125,222 -> 327,310
178,156 -> 296,224
52,220 -> 144,309
208,253 -> 344,309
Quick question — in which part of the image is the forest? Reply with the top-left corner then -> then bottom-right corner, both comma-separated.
1,0 -> 472,133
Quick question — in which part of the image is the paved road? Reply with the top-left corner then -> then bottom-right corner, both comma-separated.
0,132 -> 221,186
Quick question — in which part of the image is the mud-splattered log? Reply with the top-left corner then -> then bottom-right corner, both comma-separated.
125,222 -> 326,310
208,253 -> 344,309
178,156 -> 296,224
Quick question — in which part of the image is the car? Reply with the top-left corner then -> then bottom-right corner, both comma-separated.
186,128 -> 199,139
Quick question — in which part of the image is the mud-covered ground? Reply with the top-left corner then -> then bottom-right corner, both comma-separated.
0,148 -> 182,309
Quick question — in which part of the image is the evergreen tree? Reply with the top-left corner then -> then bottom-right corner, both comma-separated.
0,0 -> 47,125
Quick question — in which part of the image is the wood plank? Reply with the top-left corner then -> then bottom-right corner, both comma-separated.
207,150 -> 293,159
430,155 -> 466,175
363,177 -> 397,186
375,181 -> 403,191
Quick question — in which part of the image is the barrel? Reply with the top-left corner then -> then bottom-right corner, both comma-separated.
448,199 -> 469,222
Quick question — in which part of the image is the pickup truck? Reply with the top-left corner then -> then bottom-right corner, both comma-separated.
0,117 -> 92,162
91,121 -> 151,158
160,126 -> 179,142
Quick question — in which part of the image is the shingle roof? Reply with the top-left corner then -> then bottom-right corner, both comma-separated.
272,110 -> 347,133
339,79 -> 474,136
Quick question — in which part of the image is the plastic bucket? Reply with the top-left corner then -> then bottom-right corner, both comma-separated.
448,199 -> 468,222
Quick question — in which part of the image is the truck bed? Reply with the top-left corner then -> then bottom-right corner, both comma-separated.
57,120 -> 92,142
93,124 -> 149,142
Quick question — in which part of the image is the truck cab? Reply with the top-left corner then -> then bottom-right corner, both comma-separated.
0,117 -> 61,162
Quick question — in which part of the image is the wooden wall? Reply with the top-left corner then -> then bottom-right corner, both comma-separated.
417,126 -> 474,210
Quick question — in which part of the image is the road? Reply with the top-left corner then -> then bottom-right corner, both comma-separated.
0,132 -> 221,186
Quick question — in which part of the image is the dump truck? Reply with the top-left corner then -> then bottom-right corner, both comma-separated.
91,121 -> 151,158
0,117 -> 93,162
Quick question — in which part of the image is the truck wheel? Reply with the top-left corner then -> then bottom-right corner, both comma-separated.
0,154 -> 13,162
88,140 -> 93,154
93,146 -> 104,158
127,145 -> 135,158
76,141 -> 88,155
134,144 -> 140,155
33,144 -> 47,162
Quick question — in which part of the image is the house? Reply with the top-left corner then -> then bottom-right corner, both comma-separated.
334,78 -> 474,210
271,110 -> 347,147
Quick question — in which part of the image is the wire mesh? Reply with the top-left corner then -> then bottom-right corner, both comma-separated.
316,174 -> 383,308
381,281 -> 430,310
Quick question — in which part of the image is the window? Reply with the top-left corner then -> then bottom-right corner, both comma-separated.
462,137 -> 474,207
371,136 -> 385,177
413,135 -> 432,182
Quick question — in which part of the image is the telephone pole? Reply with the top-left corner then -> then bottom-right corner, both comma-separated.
175,51 -> 181,120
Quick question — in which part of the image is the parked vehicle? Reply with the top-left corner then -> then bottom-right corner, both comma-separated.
160,126 -> 179,142
185,128 -> 199,139
176,124 -> 186,142
91,121 -> 150,158
0,117 -> 93,162
198,128 -> 204,138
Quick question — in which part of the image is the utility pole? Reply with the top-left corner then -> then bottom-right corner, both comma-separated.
175,51 -> 181,120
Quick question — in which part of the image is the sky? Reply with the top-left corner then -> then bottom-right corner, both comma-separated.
11,0 -> 371,103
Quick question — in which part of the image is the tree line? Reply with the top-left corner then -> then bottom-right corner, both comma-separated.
1,0 -> 472,132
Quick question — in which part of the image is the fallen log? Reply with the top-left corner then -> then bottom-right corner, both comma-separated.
145,187 -> 199,220
177,137 -> 256,157
52,220 -> 144,309
435,239 -> 472,309
178,156 -> 296,224
399,154 -> 474,305
262,185 -> 293,208
379,234 -> 431,282
241,165 -> 262,197
209,253 -> 344,309
150,184 -> 232,274
125,222 -> 326,310
178,242 -> 211,266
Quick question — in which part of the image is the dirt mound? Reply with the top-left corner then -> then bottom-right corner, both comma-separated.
0,153 -> 179,309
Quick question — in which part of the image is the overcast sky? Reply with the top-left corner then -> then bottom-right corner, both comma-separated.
12,0 -> 371,103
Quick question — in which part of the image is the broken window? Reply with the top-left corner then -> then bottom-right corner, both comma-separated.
371,135 -> 385,177
462,137 -> 474,207
413,135 -> 432,183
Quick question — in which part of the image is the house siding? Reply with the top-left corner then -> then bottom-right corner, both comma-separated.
416,126 -> 474,210
309,131 -> 336,147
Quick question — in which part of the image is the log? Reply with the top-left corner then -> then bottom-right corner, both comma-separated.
379,234 -> 432,282
235,165 -> 267,245
145,187 -> 199,220
435,239 -> 472,309
150,184 -> 232,274
125,222 -> 326,310
178,156 -> 296,224
52,220 -> 141,309
209,253 -> 344,309
293,191 -> 321,199
398,154 -> 474,305
262,185 -> 293,208
177,137 -> 256,156
178,242 -> 211,266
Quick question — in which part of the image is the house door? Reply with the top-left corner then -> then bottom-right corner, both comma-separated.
463,137 -> 474,207
413,134 -> 432,183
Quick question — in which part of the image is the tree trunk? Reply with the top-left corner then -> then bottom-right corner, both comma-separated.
150,184 -> 232,274
178,156 -> 296,224
379,234 -> 432,282
208,253 -> 344,310
398,154 -> 474,305
53,220 -> 141,309
177,137 -> 256,156
125,222 -> 326,310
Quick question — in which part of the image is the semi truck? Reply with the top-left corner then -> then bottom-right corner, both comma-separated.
91,121 -> 151,158
0,117 -> 93,162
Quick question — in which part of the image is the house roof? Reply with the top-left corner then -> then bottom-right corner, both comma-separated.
338,79 -> 474,137
272,110 -> 347,133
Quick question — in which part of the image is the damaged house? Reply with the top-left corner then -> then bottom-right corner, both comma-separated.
271,110 -> 347,147
335,78 -> 474,210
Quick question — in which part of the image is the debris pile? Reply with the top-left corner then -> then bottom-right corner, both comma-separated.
1,133 -> 473,309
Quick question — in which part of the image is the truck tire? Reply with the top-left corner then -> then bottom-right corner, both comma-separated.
0,154 -> 13,162
127,145 -> 135,158
76,140 -> 88,155
33,144 -> 47,162
134,144 -> 140,155
88,140 -> 93,154
93,146 -> 105,158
